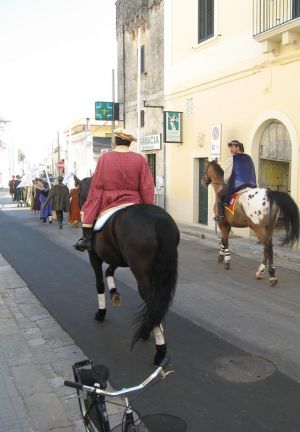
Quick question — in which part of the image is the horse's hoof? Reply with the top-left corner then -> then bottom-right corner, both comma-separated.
256,271 -> 264,279
95,309 -> 106,321
224,262 -> 230,270
218,255 -> 224,263
111,293 -> 121,306
269,277 -> 278,287
153,344 -> 167,366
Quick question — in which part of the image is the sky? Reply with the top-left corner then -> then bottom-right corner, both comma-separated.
0,0 -> 116,163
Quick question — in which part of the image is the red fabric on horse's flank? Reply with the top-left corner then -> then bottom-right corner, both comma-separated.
224,193 -> 239,215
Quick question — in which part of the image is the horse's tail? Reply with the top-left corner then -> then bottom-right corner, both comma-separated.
131,217 -> 180,348
267,190 -> 300,246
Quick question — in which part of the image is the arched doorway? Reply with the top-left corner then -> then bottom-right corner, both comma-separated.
259,121 -> 291,193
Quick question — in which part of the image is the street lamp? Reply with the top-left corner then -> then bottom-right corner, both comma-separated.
0,117 -> 12,182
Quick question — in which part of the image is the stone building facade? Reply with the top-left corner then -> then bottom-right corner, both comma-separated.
116,0 -> 165,207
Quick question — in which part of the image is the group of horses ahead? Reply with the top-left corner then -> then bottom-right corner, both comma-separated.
74,167 -> 299,365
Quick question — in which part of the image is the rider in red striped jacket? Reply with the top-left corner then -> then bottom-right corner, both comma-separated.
75,128 -> 155,251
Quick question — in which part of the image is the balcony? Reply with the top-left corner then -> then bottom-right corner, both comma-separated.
253,0 -> 300,53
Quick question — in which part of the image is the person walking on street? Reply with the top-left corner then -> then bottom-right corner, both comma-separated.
8,176 -> 16,200
42,176 -> 70,229
14,175 -> 24,207
68,185 -> 81,227
74,128 -> 155,251
39,181 -> 52,223
214,139 -> 257,221
32,178 -> 44,214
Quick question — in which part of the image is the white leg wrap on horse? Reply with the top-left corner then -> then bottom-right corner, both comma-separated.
219,245 -> 225,256
98,294 -> 106,309
224,249 -> 231,263
154,325 -> 165,346
258,263 -> 266,273
107,276 -> 116,291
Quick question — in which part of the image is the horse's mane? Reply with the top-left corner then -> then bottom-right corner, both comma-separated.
210,160 -> 224,178
77,176 -> 92,208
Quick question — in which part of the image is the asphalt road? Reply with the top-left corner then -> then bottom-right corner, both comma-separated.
1,191 -> 300,432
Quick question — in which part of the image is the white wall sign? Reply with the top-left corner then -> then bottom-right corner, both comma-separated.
211,124 -> 222,155
140,134 -> 161,151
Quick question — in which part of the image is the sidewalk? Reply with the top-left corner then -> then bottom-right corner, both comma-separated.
0,253 -> 122,432
0,253 -> 86,432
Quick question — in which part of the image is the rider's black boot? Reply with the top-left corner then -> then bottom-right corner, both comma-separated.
74,227 -> 93,252
214,197 -> 225,221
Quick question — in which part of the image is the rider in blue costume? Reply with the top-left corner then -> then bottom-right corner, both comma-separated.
214,140 -> 257,221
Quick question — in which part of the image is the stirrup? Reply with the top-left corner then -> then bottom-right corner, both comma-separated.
73,237 -> 92,252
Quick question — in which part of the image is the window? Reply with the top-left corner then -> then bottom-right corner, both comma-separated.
293,0 -> 300,18
141,45 -> 146,74
141,110 -> 145,128
147,154 -> 156,185
198,0 -> 214,43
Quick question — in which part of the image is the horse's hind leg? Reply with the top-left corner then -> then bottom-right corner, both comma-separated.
153,324 -> 167,367
267,241 -> 277,287
105,266 -> 121,306
254,226 -> 278,285
88,251 -> 107,321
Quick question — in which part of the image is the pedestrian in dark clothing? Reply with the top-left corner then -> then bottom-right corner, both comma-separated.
39,182 -> 52,223
42,177 -> 70,229
14,175 -> 24,206
32,178 -> 44,213
8,176 -> 16,200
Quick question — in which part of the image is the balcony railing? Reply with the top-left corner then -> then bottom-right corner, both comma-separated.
253,0 -> 300,36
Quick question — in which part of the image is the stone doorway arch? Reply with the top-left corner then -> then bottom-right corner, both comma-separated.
259,121 -> 291,193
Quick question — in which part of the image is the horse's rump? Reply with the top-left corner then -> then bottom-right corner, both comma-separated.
109,204 -> 179,265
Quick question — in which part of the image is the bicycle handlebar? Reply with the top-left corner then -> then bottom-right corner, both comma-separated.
64,356 -> 170,396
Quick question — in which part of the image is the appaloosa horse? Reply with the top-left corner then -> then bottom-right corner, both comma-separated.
203,159 -> 299,286
74,175 -> 180,365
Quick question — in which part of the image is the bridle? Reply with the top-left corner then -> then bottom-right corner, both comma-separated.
203,162 -> 224,186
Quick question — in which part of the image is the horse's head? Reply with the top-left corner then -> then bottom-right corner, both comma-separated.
203,158 -> 224,186
75,176 -> 92,208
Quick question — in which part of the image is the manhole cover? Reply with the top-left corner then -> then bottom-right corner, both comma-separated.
215,355 -> 276,383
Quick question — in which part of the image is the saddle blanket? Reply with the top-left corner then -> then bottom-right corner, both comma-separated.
224,193 -> 239,215
93,203 -> 134,231
224,188 -> 252,215
224,187 -> 269,223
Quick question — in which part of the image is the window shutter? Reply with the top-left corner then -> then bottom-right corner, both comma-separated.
198,0 -> 214,43
141,45 -> 145,74
293,0 -> 300,18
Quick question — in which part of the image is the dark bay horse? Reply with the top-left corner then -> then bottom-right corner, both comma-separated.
204,159 -> 299,286
74,176 -> 180,365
